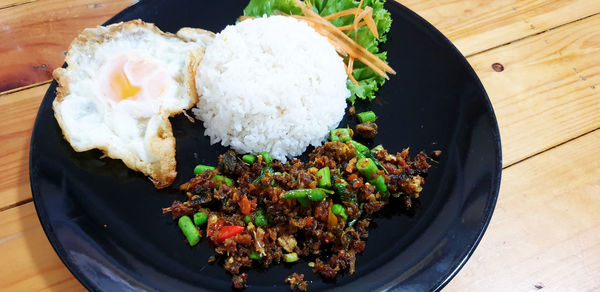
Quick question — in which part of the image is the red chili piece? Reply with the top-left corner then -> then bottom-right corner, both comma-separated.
207,218 -> 225,237
215,226 -> 245,243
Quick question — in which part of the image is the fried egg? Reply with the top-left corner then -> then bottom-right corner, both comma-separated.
53,20 -> 214,188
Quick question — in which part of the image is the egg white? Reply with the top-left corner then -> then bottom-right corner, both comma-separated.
53,20 -> 214,188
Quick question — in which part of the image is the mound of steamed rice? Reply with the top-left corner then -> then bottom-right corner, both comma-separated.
193,15 -> 350,161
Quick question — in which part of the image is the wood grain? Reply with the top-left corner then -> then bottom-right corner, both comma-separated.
445,129 -> 600,291
1,0 -> 599,290
0,0 -> 136,92
0,85 -> 45,211
0,202 -> 84,291
0,0 -> 598,93
0,0 -> 37,10
468,13 -> 600,166
398,0 -> 600,56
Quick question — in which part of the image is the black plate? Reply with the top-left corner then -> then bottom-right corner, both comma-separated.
30,0 -> 501,291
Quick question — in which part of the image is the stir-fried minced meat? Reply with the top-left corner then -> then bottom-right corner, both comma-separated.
165,141 -> 432,289
355,122 -> 378,139
285,273 -> 308,291
232,273 -> 247,289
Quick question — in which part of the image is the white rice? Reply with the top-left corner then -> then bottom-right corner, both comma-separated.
193,15 -> 350,161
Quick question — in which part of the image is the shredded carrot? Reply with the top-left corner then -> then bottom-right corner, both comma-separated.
352,7 -> 372,41
290,0 -> 395,82
338,21 -> 367,31
347,57 -> 358,85
362,8 -> 379,39
354,0 -> 365,40
345,62 -> 358,85
238,15 -> 255,21
323,8 -> 360,21
347,57 -> 355,75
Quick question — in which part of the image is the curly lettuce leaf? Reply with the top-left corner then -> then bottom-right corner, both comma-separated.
243,0 -> 302,16
244,0 -> 392,103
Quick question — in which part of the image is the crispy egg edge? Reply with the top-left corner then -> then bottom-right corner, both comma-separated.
52,19 -> 214,189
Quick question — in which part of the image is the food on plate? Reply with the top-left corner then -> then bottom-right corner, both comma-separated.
355,110 -> 379,139
194,0 -> 395,161
193,15 -> 350,161
163,128 -> 432,289
355,121 -> 378,139
52,20 -> 214,188
50,0 -> 432,288
244,0 -> 393,103
52,0 -> 395,185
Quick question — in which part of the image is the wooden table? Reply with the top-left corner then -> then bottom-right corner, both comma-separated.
1,0 -> 599,290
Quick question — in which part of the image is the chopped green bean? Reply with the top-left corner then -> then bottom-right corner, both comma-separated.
281,189 -> 309,199
331,204 -> 344,214
260,151 -> 273,163
350,140 -> 388,174
255,213 -> 268,227
316,167 -> 331,188
357,158 -> 378,180
331,204 -> 348,221
296,197 -> 309,207
243,215 -> 252,224
370,175 -> 388,195
371,144 -> 384,154
282,188 -> 333,201
283,252 -> 299,263
357,111 -> 377,123
329,128 -> 352,142
212,175 -> 233,187
193,211 -> 208,226
307,190 -> 326,201
334,181 -> 357,203
270,172 -> 282,186
242,154 -> 256,164
194,164 -> 215,175
350,140 -> 369,156
178,216 -> 201,246
250,250 -> 262,260
333,182 -> 349,195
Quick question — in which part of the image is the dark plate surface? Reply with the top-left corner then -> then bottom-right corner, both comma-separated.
30,0 -> 501,291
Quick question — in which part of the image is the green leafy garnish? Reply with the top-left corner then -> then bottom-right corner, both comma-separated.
243,0 -> 302,16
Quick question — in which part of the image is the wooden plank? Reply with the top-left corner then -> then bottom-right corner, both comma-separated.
0,202 -> 84,291
0,0 -> 37,10
445,129 -> 600,291
2,129 -> 598,291
468,13 -> 600,167
398,0 -> 600,56
0,0 -> 136,92
0,85 -> 45,210
1,1 -> 598,92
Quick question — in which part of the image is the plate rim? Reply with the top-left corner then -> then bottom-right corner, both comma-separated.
390,2 -> 502,291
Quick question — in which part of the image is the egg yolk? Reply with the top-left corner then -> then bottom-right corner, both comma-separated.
101,54 -> 168,103
110,70 -> 141,99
